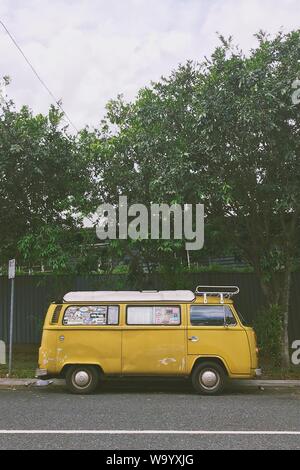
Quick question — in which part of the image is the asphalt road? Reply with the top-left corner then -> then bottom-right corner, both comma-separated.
0,380 -> 300,450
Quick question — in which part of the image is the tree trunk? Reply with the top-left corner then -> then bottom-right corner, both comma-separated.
281,266 -> 292,370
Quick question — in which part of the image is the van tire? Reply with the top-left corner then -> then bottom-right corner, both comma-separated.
65,365 -> 99,394
191,362 -> 226,395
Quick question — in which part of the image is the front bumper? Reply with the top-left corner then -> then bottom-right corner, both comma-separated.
35,368 -> 48,378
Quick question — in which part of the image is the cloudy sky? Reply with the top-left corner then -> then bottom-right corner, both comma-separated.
0,0 -> 299,130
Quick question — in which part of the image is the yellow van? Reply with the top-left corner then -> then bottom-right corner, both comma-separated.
36,286 -> 261,395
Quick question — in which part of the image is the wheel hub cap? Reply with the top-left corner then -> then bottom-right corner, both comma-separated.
201,370 -> 218,388
74,371 -> 90,387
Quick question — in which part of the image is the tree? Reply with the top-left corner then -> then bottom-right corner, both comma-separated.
0,86 -> 92,269
80,63 -> 222,272
194,31 -> 300,367
84,30 -> 300,367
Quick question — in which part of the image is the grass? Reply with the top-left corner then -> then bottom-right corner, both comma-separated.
1,345 -> 300,380
262,367 -> 300,379
258,355 -> 300,379
0,344 -> 38,378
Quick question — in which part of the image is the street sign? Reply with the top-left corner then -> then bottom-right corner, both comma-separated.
8,259 -> 16,279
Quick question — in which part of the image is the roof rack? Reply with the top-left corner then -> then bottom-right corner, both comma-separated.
195,286 -> 239,304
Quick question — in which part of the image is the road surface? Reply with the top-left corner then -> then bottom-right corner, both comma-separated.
0,380 -> 300,449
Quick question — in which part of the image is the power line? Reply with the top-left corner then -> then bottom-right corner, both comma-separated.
0,19 -> 78,132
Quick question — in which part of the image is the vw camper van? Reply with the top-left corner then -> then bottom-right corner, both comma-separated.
36,286 -> 261,394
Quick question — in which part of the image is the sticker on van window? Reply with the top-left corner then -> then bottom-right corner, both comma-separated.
63,305 -> 119,325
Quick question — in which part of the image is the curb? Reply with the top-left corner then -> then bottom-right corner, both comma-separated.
0,378 -> 65,389
232,379 -> 300,388
0,378 -> 300,390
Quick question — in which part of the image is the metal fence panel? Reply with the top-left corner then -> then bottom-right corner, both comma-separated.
0,272 -> 299,344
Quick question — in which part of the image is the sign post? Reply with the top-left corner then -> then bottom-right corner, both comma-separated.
8,259 -> 16,376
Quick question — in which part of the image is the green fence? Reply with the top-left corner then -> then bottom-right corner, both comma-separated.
0,272 -> 299,344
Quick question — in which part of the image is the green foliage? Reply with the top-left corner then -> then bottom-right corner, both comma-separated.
0,92 -> 93,269
80,31 -> 300,368
81,31 -> 300,283
254,304 -> 283,367
195,30 -> 300,285
2,31 -> 300,318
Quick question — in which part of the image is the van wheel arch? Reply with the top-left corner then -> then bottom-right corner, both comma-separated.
191,357 -> 229,377
60,364 -> 104,379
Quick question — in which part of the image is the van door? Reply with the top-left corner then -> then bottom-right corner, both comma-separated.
187,304 -> 251,375
56,304 -> 122,374
122,304 -> 186,375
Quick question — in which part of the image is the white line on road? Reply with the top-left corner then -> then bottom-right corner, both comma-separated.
0,430 -> 300,435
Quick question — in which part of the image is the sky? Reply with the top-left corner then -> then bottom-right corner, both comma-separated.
0,0 -> 299,130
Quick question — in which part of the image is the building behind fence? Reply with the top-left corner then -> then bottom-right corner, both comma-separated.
0,272 -> 299,344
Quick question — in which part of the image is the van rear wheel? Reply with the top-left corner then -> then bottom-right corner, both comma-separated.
192,362 -> 225,395
66,365 -> 99,394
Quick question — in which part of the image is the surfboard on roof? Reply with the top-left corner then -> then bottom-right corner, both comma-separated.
63,290 -> 196,303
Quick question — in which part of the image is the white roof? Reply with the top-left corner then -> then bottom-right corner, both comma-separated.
63,290 -> 195,303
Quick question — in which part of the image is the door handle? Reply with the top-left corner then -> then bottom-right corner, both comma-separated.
188,336 -> 199,342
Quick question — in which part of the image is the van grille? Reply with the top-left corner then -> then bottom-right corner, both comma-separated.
51,305 -> 62,324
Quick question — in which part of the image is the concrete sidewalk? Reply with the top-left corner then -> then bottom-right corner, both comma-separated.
0,378 -> 300,390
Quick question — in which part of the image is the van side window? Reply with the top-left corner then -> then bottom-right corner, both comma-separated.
63,305 -> 119,326
127,306 -> 181,325
190,305 -> 237,326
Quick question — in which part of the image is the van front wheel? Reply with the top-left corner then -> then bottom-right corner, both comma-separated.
65,365 -> 99,394
192,362 -> 225,395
